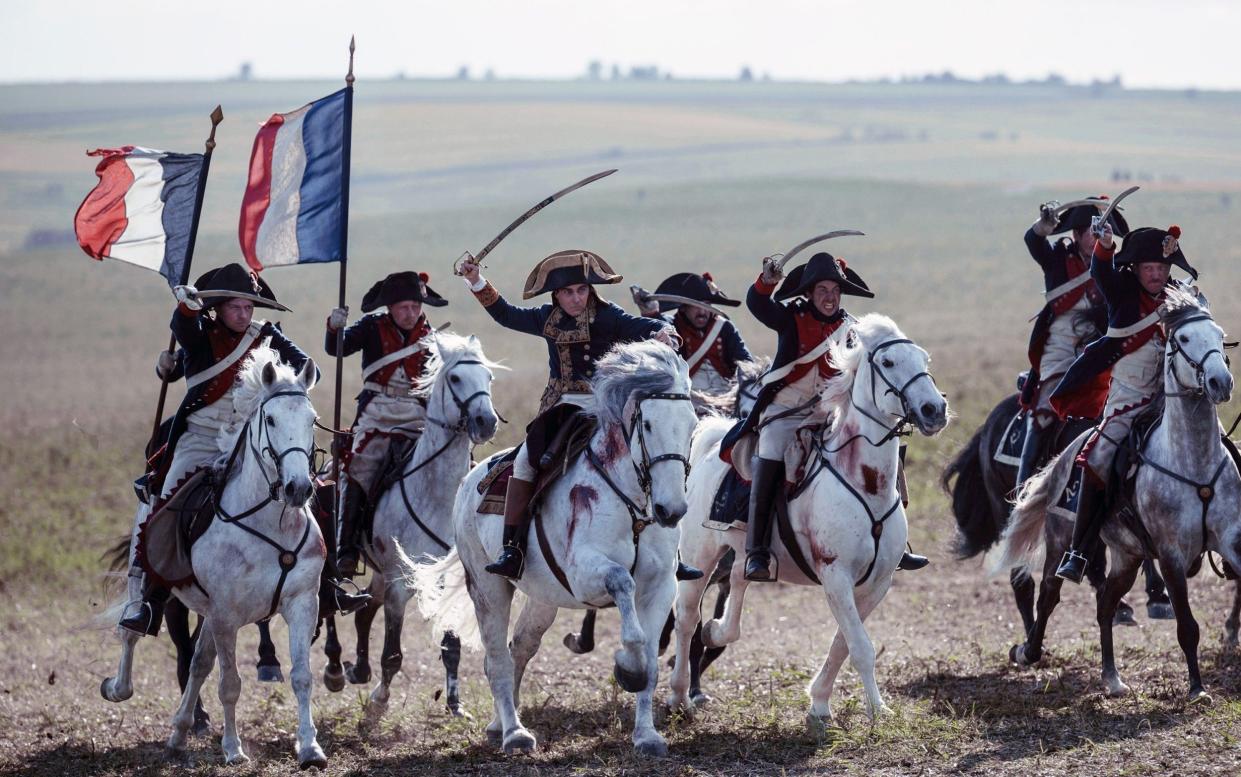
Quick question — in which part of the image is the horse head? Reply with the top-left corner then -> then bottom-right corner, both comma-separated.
845,314 -> 949,437
1161,288 -> 1233,405
238,348 -> 318,507
422,332 -> 502,444
593,341 -> 697,528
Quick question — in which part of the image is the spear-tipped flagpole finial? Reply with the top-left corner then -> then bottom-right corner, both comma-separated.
206,105 -> 224,152
346,35 -> 355,86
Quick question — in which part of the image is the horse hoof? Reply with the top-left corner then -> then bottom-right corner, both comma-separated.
224,751 -> 251,766
446,702 -> 473,720
1147,601 -> 1175,620
700,623 -> 723,649
805,713 -> 838,741
1113,603 -> 1137,627
298,744 -> 328,770
502,729 -> 537,755
690,689 -> 713,707
1009,644 -> 1038,667
1104,679 -> 1131,698
563,633 -> 593,654
613,662 -> 648,693
100,678 -> 131,703
634,736 -> 668,758
486,726 -> 503,747
344,661 -> 371,685
257,665 -> 285,683
322,665 -> 345,693
1188,688 -> 1213,706
191,715 -> 212,738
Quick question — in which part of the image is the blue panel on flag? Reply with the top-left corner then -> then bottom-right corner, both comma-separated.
294,88 -> 346,264
158,152 -> 204,287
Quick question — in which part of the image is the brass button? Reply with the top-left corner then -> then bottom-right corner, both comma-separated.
584,355 -> 591,361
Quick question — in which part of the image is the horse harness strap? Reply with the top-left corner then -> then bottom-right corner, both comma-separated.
393,434 -> 457,553
1137,447 -> 1233,578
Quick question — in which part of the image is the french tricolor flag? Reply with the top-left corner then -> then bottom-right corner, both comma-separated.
239,89 -> 348,271
74,147 -> 204,287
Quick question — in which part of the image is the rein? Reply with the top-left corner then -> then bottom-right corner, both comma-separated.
214,388 -> 316,620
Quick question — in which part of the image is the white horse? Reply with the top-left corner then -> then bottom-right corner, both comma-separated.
322,332 -> 501,729
103,349 -> 327,767
669,314 -> 949,728
996,288 -> 1240,701
416,340 -> 698,756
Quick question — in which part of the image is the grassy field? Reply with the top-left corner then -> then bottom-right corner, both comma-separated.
2,78 -> 1241,775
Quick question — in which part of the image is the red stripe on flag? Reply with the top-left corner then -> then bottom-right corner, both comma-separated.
74,148 -> 137,261
238,114 -> 285,272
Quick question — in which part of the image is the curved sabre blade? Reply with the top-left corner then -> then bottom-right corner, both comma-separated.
1096,185 -> 1139,230
645,293 -> 730,319
1053,198 -> 1109,216
774,229 -> 865,271
455,169 -> 619,274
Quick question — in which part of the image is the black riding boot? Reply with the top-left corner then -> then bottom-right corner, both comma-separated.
893,449 -> 927,571
898,548 -> 930,571
744,457 -> 785,582
337,480 -> 366,577
1056,476 -> 1107,583
318,556 -> 371,617
119,576 -> 171,637
1015,413 -> 1051,492
676,554 -> 704,581
486,477 -> 534,580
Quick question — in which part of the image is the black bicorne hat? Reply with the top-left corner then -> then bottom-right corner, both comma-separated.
1054,196 -> 1130,237
1114,225 -> 1198,279
652,272 -> 740,312
360,271 -> 448,313
522,249 -> 622,299
775,252 -> 874,301
194,263 -> 290,311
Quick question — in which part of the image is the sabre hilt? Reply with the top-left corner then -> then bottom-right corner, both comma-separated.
453,251 -> 486,278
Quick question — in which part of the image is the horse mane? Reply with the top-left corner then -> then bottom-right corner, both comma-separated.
585,340 -> 687,428
233,346 -> 300,418
1160,285 -> 1212,333
812,313 -> 907,419
414,331 -> 506,399
693,356 -> 773,417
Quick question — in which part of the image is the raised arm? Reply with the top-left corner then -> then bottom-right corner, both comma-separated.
323,310 -> 372,357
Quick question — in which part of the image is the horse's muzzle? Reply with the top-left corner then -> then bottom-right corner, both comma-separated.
470,411 -> 499,445
652,500 -> 686,528
1206,371 -> 1233,405
914,399 -> 949,436
283,477 -> 314,508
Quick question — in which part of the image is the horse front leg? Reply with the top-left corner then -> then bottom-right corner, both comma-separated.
167,621 -> 216,755
631,571 -> 676,757
345,578 -> 385,685
210,623 -> 248,765
1158,559 -> 1209,702
692,581 -> 732,704
361,580 -> 412,734
667,569 -> 712,713
256,618 -> 284,683
286,590 -> 327,769
563,609 -> 597,654
165,601 -> 210,735
320,615 -> 344,691
1010,566 -> 1036,637
1095,553 -> 1143,697
701,553 -> 751,649
604,564 -> 650,694
509,599 -> 559,712
817,571 -> 892,722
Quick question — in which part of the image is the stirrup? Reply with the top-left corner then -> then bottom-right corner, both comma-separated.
118,601 -> 157,637
1056,549 -> 1088,583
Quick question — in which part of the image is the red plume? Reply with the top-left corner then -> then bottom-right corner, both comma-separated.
837,258 -> 848,271
419,272 -> 430,283
1097,194 -> 1109,200
1167,225 -> 1182,238
702,272 -> 713,282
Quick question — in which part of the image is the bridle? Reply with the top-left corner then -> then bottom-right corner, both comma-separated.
250,389 -> 315,503
1164,314 -> 1232,400
425,357 -> 495,433
586,390 -> 694,522
844,338 -> 940,447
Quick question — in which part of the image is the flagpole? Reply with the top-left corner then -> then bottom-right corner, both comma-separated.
150,105 -> 224,449
331,37 -> 355,511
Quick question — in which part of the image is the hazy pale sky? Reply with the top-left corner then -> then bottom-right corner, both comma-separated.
3,0 -> 1237,89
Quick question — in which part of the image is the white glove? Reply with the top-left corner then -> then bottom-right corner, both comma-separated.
156,350 -> 177,379
328,306 -> 349,330
654,326 -> 681,349
761,256 -> 784,286
1032,202 -> 1060,237
173,284 -> 202,311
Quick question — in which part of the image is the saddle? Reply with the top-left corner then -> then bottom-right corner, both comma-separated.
135,467 -> 219,589
476,411 -> 598,514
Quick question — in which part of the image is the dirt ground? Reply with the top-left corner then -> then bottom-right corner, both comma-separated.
1,535 -> 1238,776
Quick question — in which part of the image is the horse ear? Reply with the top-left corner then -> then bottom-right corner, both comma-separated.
469,334 -> 479,347
299,358 -> 318,391
261,361 -> 277,387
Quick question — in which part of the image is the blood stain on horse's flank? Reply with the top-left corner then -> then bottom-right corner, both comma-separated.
600,424 -> 626,466
568,485 -> 598,545
861,464 -> 884,495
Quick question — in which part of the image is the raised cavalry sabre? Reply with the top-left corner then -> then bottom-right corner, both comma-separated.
452,168 -> 618,275
1091,185 -> 1140,237
629,284 -> 730,319
770,229 -> 865,273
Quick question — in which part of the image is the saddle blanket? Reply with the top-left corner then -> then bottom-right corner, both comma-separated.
994,409 -> 1027,468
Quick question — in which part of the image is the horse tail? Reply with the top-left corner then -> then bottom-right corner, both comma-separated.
943,396 -> 1018,558
991,462 -> 1056,574
690,417 -> 732,468
411,547 -> 481,651
103,535 -> 132,573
